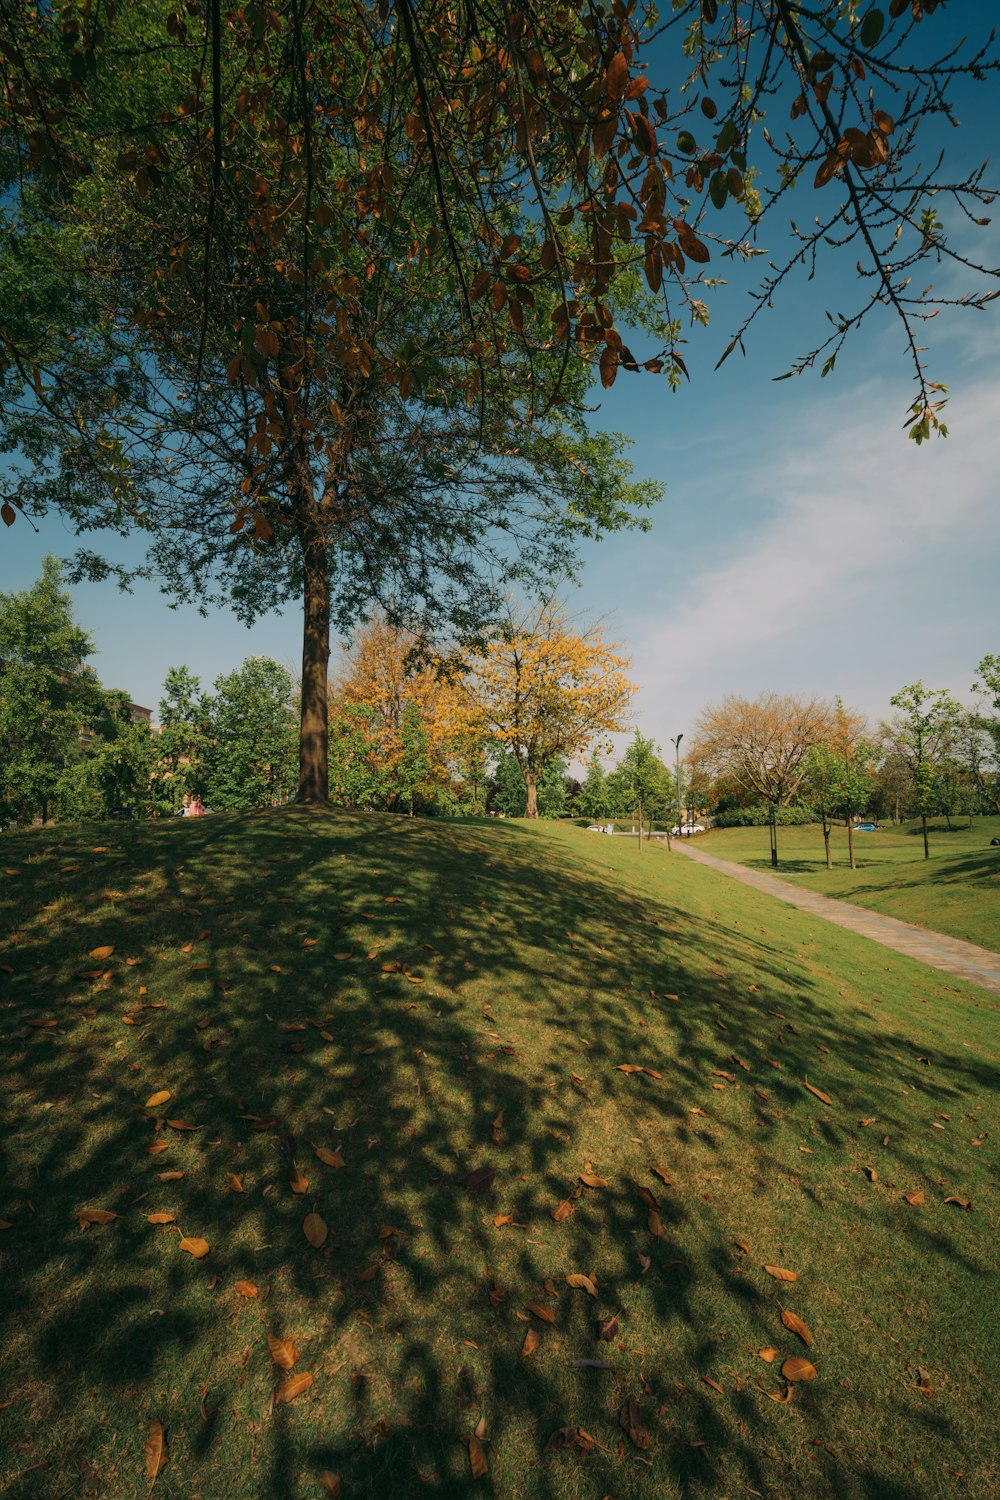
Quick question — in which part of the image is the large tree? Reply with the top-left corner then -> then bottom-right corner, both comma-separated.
1,1 -> 996,806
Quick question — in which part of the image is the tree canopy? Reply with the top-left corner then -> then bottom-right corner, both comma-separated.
1,0 -> 996,806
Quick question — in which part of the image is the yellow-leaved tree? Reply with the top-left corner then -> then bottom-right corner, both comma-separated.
469,603 -> 635,818
336,616 -> 481,807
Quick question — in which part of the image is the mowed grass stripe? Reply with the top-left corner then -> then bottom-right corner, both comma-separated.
0,811 -> 996,1500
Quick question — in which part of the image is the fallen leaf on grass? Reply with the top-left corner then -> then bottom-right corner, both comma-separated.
234,1280 -> 258,1299
144,1420 -> 167,1479
579,1172 -> 608,1189
303,1213 -> 328,1247
944,1195 -> 971,1209
227,1173 -> 245,1193
320,1475 -> 342,1498
619,1397 -> 651,1449
158,1171 -> 185,1183
636,1252 -> 651,1274
268,1335 -> 299,1370
763,1265 -> 798,1282
289,1169 -> 309,1195
466,1433 -> 489,1480
314,1146 -> 345,1169
146,1212 -> 176,1226
758,1347 -> 780,1363
77,1209 -> 117,1229
166,1119 -> 198,1132
703,1377 -> 724,1395
804,1082 -> 833,1106
760,1383 -> 794,1403
651,1165 -> 671,1185
551,1200 -> 573,1222
524,1302 -> 555,1324
545,1426 -> 597,1455
864,1167 -> 878,1182
521,1327 -> 540,1358
90,945 -> 115,960
276,1371 -> 313,1404
145,1090 -> 171,1109
566,1273 -> 597,1296
598,1315 -> 619,1341
782,1357 -> 817,1382
915,1366 -> 933,1396
648,1209 -> 665,1237
903,1190 -> 925,1207
466,1165 -> 495,1193
357,1263 -> 380,1284
179,1237 -> 210,1258
780,1309 -> 813,1346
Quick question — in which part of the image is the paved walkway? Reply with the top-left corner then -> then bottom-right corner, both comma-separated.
675,842 -> 1000,997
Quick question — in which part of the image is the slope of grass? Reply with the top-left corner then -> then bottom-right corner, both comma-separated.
701,817 -> 1000,952
1,810 -> 997,1500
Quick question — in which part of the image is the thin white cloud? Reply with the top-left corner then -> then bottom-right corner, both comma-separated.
632,375 -> 1000,729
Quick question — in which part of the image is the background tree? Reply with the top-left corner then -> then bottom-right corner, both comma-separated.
56,689 -> 157,822
619,731 -> 673,847
156,666 -> 209,809
396,706 -> 431,817
886,681 -> 961,858
2,1 -> 996,808
203,658 -> 298,811
802,745 -> 837,870
469,601 -> 635,818
327,704 -> 390,811
0,558 -> 101,826
689,693 -> 837,813
580,755 -> 610,823
971,655 -> 1000,813
490,752 -> 527,820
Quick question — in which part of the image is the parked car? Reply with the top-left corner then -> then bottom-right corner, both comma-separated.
671,824 -> 706,836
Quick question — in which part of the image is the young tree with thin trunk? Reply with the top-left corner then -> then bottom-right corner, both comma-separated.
887,682 -> 961,859
469,602 -> 634,818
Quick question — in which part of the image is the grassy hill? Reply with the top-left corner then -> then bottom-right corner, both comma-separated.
700,816 -> 1000,952
1,811 -> 997,1500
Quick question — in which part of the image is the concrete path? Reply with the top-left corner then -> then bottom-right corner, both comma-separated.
674,841 -> 1000,997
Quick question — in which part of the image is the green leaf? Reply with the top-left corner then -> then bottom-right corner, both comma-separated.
677,131 -> 698,156
860,9 -> 885,49
709,172 -> 729,210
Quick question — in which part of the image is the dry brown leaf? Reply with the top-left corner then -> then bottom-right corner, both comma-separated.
77,1208 -> 117,1229
524,1302 -> 555,1324
598,1314 -> 620,1341
758,1347 -> 780,1363
647,1209 -> 665,1238
763,1264 -> 798,1282
703,1376 -> 725,1395
636,1252 -> 651,1274
90,945 -> 115,960
651,1165 -> 671,1185
579,1172 -> 608,1188
616,1063 -> 642,1073
314,1146 -> 345,1169
145,1090 -> 171,1109
466,1165 -> 495,1193
276,1371 -> 313,1404
357,1263 -> 380,1283
782,1356 -> 817,1382
146,1212 -> 176,1226
468,1433 -> 488,1479
303,1212 -> 328,1248
619,1397 -> 651,1449
179,1236 -> 210,1258
804,1082 -> 833,1106
289,1169 -> 309,1195
268,1335 -> 299,1370
227,1173 -> 245,1193
493,1212 -> 514,1228
780,1309 -> 813,1346
234,1280 -> 259,1299
551,1200 -> 573,1222
166,1119 -> 198,1132
761,1382 -> 794,1403
144,1419 -> 168,1479
158,1171 -> 185,1182
865,1167 -> 878,1182
521,1326 -> 540,1358
566,1272 -> 597,1296
320,1474 -> 342,1498
903,1190 -> 925,1206
944,1195 -> 971,1209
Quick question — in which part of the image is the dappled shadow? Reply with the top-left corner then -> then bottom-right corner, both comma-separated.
0,809 -> 997,1499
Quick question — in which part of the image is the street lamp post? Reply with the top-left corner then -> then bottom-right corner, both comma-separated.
670,733 -> 683,831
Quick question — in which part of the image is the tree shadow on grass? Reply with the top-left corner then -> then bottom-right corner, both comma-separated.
0,810 -> 996,1500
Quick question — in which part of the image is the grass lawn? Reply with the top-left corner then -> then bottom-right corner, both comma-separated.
1,811 -> 997,1500
700,817 -> 1000,953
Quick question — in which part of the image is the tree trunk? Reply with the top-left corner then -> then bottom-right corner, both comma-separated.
524,769 -> 539,817
823,817 -> 831,870
921,814 -> 929,859
637,797 -> 644,850
297,528 -> 331,805
847,815 -> 856,871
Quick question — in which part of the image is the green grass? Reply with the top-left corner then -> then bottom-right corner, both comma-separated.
700,817 -> 1000,952
1,810 -> 997,1500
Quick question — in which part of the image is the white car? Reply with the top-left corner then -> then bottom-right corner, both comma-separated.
672,824 -> 706,836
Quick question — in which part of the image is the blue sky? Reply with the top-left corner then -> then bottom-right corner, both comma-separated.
2,18 -> 998,754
